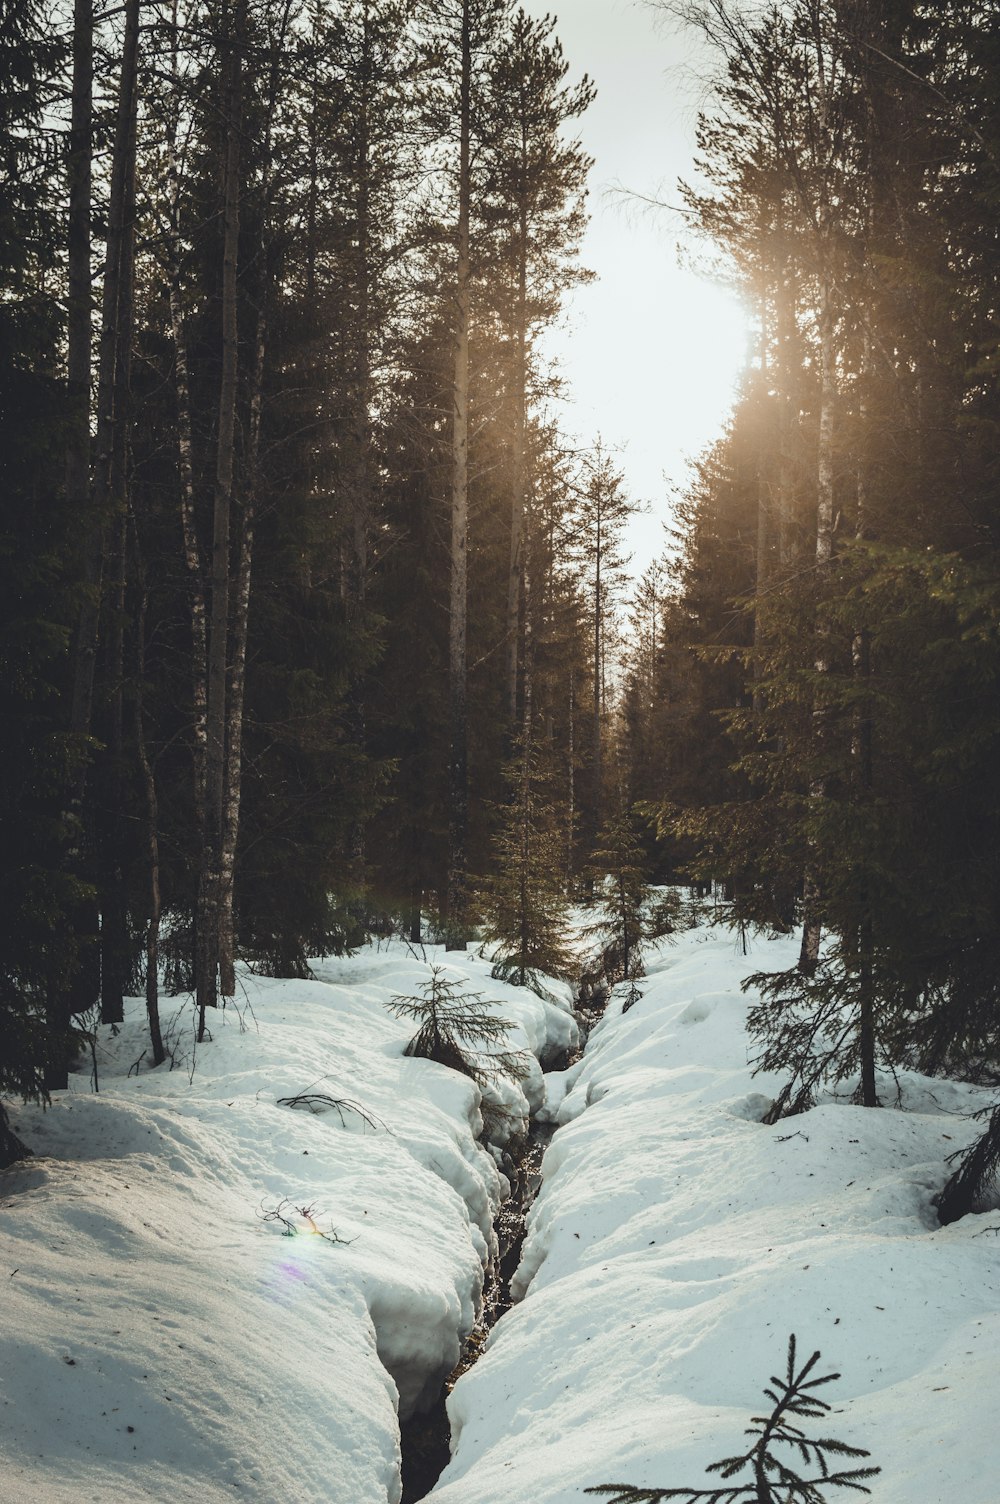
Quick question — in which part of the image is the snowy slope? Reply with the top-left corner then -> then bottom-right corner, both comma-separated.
1,945 -> 576,1504
430,925 -> 1000,1504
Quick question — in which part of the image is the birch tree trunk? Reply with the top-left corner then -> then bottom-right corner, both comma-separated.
100,33 -> 139,1025
167,0 -> 208,847
65,0 -> 92,564
51,0 -> 96,1081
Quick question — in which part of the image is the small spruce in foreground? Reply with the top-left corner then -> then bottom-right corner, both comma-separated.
386,966 -> 529,1089
585,1334 -> 879,1504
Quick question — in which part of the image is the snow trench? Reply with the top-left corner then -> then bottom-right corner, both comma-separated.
0,943 -> 579,1504
422,925 -> 1000,1504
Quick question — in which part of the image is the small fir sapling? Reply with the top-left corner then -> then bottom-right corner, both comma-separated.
585,808 -> 676,992
481,738 -> 575,998
586,1335 -> 879,1504
385,966 -> 530,1089
743,949 -> 886,1124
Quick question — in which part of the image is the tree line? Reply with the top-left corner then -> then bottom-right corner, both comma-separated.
614,0 -> 1000,1215
7,0 -> 1000,1220
1,0 -> 656,1159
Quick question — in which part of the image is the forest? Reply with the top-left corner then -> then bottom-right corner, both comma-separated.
3,0 -> 1000,1211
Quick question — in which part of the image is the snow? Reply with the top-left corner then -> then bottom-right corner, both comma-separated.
3,919 -> 999,1504
1,944 -> 574,1504
430,924 -> 1000,1504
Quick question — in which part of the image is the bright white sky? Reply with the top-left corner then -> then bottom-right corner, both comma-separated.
525,0 -> 752,571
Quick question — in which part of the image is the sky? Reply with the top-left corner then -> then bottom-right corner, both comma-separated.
524,0 -> 752,571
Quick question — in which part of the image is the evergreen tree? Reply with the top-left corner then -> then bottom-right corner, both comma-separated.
587,1334 -> 879,1504
585,805 -> 672,987
481,736 -> 574,996
0,0 -> 87,1142
386,966 -> 529,1088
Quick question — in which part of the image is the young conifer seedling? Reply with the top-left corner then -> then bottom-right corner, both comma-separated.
585,1334 -> 879,1504
386,966 -> 529,1089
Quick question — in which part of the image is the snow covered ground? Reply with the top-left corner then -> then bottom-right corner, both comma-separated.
430,924 -> 1000,1504
0,944 -> 575,1504
3,920 -> 998,1504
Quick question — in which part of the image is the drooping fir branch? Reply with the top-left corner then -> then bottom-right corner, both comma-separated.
743,951 -> 888,1125
586,1335 -> 879,1504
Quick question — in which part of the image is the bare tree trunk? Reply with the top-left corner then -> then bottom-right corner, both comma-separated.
198,0 -> 245,1035
566,663 -> 576,889
167,0 -> 208,847
133,573 -> 165,1066
752,295 -> 771,713
100,43 -> 138,1026
217,303 -> 264,998
346,9 -> 375,887
65,0 -> 92,557
589,502 -> 603,888
797,271 -> 836,976
775,255 -> 796,568
66,0 -> 103,776
853,328 -> 877,1106
60,0 -> 140,1058
52,0 -> 96,1084
505,126 -> 529,726
446,0 -> 472,952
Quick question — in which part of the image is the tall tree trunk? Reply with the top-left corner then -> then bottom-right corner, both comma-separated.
445,0 -> 472,952
853,328 -> 877,1105
346,10 -> 374,886
775,250 -> 797,569
752,294 -> 771,712
52,0 -> 96,1085
133,570 -> 165,1067
65,0 -> 92,562
797,269 -> 836,976
589,502 -> 603,887
566,663 -> 576,888
198,0 -> 245,1034
217,304 -> 263,998
215,0 -> 293,992
167,0 -> 209,850
100,48 -> 138,1026
505,122 -> 529,726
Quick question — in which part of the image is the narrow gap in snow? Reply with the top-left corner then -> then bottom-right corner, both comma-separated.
400,953 -> 614,1502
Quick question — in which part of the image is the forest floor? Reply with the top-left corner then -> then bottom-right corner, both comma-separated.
2,915 -> 999,1502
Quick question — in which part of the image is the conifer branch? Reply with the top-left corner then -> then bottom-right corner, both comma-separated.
586,1335 -> 879,1504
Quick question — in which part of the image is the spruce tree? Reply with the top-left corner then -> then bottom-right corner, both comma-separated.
481,736 -> 574,996
587,1334 -> 879,1504
386,967 -> 529,1089
586,805 -> 671,986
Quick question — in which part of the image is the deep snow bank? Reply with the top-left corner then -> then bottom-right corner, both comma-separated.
429,924 -> 1000,1504
1,943 -> 577,1504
